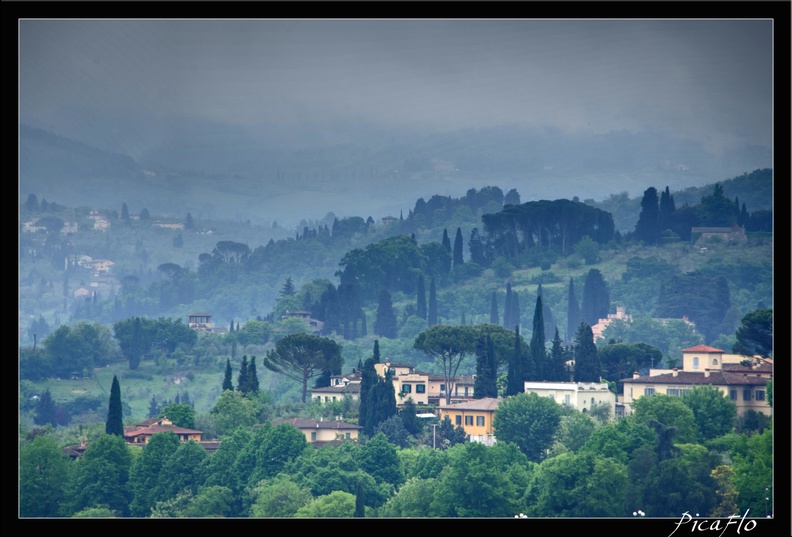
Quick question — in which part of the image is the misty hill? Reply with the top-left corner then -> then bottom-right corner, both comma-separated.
20,122 -> 771,229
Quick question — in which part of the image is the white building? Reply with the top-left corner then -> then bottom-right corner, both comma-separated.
523,381 -> 616,416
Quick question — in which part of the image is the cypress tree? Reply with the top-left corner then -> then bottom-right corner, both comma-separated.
474,336 -> 497,398
503,282 -> 512,328
222,358 -> 234,391
442,229 -> 451,254
510,289 -> 521,330
567,278 -> 580,345
531,295 -> 547,380
249,356 -> 260,393
505,326 -> 524,396
105,375 -> 124,436
581,269 -> 610,327
549,327 -> 567,382
428,277 -> 438,327
374,288 -> 398,338
354,480 -> 365,518
373,340 -> 381,363
34,389 -> 57,427
489,291 -> 499,325
416,274 -> 427,320
635,187 -> 660,244
574,323 -> 602,382
237,355 -> 249,393
453,227 -> 464,267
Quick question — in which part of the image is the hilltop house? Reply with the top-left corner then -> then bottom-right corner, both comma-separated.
123,417 -> 203,444
437,397 -> 500,445
310,370 -> 362,403
619,345 -> 772,417
273,417 -> 362,445
523,380 -> 616,416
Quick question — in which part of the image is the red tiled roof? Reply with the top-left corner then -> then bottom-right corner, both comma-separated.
310,383 -> 362,394
438,397 -> 501,411
123,423 -> 203,438
621,370 -> 770,386
682,345 -> 725,353
273,418 -> 362,430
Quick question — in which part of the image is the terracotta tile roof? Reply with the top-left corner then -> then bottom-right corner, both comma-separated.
273,418 -> 362,430
723,362 -> 773,373
438,397 -> 501,411
682,345 -> 725,353
621,370 -> 770,386
123,423 -> 203,438
310,383 -> 362,394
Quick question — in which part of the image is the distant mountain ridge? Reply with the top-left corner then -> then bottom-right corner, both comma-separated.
19,123 -> 772,228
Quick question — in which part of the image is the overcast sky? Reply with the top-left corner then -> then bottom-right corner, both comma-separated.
20,19 -> 773,155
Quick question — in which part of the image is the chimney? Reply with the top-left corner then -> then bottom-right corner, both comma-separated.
672,368 -> 678,377
704,369 -> 710,378
633,371 -> 639,380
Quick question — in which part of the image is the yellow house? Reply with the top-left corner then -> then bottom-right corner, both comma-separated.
375,360 -> 430,406
438,397 -> 500,445
123,417 -> 203,444
273,417 -> 362,444
620,345 -> 772,417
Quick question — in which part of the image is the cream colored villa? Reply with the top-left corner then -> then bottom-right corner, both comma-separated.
619,345 -> 772,417
523,381 -> 616,416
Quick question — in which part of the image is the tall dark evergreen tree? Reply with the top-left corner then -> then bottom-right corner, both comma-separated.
531,295 -> 548,380
237,355 -> 249,393
416,274 -> 427,320
128,317 -> 144,370
428,277 -> 438,326
566,278 -> 580,345
548,327 -> 568,382
580,269 -> 610,327
537,284 -> 555,343
121,202 -> 130,223
441,229 -> 452,254
280,277 -> 296,297
354,480 -> 365,518
374,288 -> 398,338
248,356 -> 260,394
469,227 -> 488,266
373,339 -> 381,363
185,212 -> 194,230
34,389 -> 57,427
489,291 -> 499,325
573,323 -> 602,383
453,227 -> 465,267
358,355 -> 378,434
506,326 -> 524,396
222,358 -> 234,391
659,186 -> 676,232
635,186 -> 660,244
105,375 -> 124,436
503,282 -> 513,329
510,289 -> 521,330
474,335 -> 498,398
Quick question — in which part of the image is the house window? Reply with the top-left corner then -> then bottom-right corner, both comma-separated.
668,388 -> 683,397
548,393 -> 555,400
564,394 -> 571,405
455,415 -> 462,425
310,432 -> 316,442
464,386 -> 469,396
712,359 -> 718,365
743,389 -> 752,401
476,416 -> 485,426
416,384 -> 426,393
440,384 -> 446,392
345,432 -> 351,439
644,388 -> 655,396
402,384 -> 412,394
755,390 -> 765,401
693,357 -> 699,369
729,389 -> 738,401
465,416 -> 473,426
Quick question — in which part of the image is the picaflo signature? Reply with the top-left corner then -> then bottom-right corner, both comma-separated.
669,510 -> 759,537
